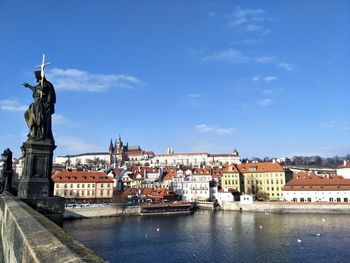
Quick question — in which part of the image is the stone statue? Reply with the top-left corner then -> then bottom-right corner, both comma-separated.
0,148 -> 13,193
23,70 -> 56,142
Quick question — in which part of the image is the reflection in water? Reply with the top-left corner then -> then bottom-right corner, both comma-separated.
64,212 -> 350,263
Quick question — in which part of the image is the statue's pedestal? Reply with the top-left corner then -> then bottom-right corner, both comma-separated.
18,140 -> 56,198
18,139 -> 65,225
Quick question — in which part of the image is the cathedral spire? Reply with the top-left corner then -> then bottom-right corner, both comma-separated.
109,139 -> 114,153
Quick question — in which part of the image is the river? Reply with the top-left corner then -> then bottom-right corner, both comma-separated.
63,211 -> 350,263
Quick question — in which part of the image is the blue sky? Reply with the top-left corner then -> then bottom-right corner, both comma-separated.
0,0 -> 349,159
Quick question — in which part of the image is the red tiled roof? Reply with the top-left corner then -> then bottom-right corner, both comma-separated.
222,164 -> 240,173
52,170 -> 114,183
193,167 -> 212,175
284,172 -> 350,191
237,162 -> 285,173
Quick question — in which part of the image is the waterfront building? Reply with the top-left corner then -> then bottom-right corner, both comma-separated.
337,160 -> 350,179
282,171 -> 350,202
182,168 -> 212,202
52,170 -> 114,202
240,194 -> 255,204
211,188 -> 235,206
237,161 -> 293,200
222,164 -> 242,192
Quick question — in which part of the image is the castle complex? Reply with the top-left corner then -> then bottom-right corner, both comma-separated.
55,135 -> 241,168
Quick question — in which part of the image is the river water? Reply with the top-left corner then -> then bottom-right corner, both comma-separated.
63,211 -> 350,263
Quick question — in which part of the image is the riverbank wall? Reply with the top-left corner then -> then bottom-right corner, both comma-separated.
64,204 -> 141,219
222,201 -> 350,214
0,192 -> 106,262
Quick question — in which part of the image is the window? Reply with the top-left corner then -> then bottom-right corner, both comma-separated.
344,198 -> 348,202
87,190 -> 90,196
101,183 -> 104,188
70,184 -> 73,188
56,184 -> 59,189
300,198 -> 305,202
87,184 -> 90,188
81,190 -> 84,195
55,191 -> 59,195
107,190 -> 110,196
70,190 -> 73,196
82,184 -> 85,188
307,198 -> 311,202
100,190 -> 104,196
337,198 -> 341,202
64,190 -> 67,196
77,184 -> 80,188
64,184 -> 67,188
107,183 -> 110,188
329,198 -> 333,202
293,198 -> 297,202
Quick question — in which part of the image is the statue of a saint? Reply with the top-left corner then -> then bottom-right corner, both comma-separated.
23,70 -> 56,141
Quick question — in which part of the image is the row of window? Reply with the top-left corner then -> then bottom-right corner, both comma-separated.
223,174 -> 239,178
246,173 -> 284,178
58,189 -> 111,197
292,197 -> 349,202
247,179 -> 284,185
224,179 -> 239,185
56,183 -> 111,189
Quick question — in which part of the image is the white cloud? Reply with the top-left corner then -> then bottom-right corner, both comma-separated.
227,6 -> 268,33
0,99 -> 27,112
255,56 -> 276,63
264,76 -> 278,82
252,75 -> 261,81
203,49 -> 250,63
46,68 -> 144,92
195,124 -> 238,134
320,118 -> 350,131
53,114 -> 76,126
252,75 -> 277,82
278,62 -> 295,71
55,136 -> 101,153
259,98 -> 273,106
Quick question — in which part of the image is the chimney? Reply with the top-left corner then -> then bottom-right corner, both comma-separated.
344,160 -> 347,166
272,159 -> 276,164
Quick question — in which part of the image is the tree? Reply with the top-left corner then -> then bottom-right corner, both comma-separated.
256,191 -> 269,201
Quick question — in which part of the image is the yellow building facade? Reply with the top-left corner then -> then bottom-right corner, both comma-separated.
237,162 -> 292,200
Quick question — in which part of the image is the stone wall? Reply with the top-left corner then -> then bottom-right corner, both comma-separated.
195,201 -> 214,210
64,204 -> 141,219
222,201 -> 350,214
0,192 -> 106,263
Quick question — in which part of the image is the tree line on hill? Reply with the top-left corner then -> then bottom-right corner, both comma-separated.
242,154 -> 350,168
